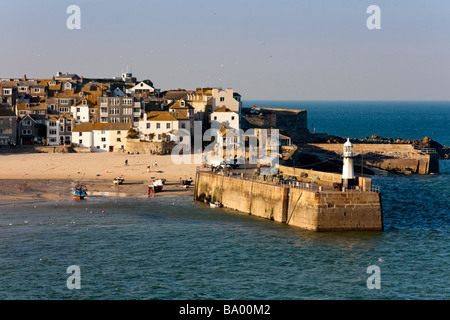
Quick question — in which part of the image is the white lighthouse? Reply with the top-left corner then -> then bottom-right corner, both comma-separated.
342,138 -> 355,189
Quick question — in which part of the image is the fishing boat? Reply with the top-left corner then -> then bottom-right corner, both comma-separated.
72,183 -> 87,200
152,179 -> 164,192
113,177 -> 124,185
209,201 -> 223,208
180,178 -> 193,186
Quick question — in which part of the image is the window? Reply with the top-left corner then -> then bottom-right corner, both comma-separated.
79,139 -> 82,144
59,119 -> 64,124
231,116 -> 235,120
49,121 -> 57,127
91,109 -> 95,113
65,82 -> 72,90
67,126 -> 71,132
101,130 -> 105,134
220,97 -> 225,102
123,108 -> 132,115
2,89 -> 12,95
180,101 -> 185,107
146,123 -> 151,129
166,123 -> 170,129
82,100 -> 87,105
79,132 -> 82,136
156,123 -> 160,129
117,131 -> 121,135
117,138 -> 121,142
110,107 -> 120,115
60,99 -> 68,104
49,129 -> 57,135
77,107 -> 80,112
101,137 -> 106,142
22,129 -> 32,135
157,134 -> 161,140
24,120 -> 32,126
181,123 -> 186,129
33,88 -> 40,93
77,116 -> 80,120
214,116 -> 217,120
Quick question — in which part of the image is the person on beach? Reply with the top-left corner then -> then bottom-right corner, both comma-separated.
154,161 -> 157,167
125,159 -> 128,166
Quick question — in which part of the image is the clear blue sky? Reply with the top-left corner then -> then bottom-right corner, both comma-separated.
1,0 -> 449,100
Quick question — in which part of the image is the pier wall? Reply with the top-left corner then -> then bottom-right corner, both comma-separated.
278,165 -> 372,190
195,172 -> 288,222
195,171 -> 383,231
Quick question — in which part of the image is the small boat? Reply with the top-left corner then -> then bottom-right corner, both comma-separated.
72,183 -> 87,200
113,177 -> 124,185
209,201 -> 223,208
152,179 -> 164,192
180,178 -> 193,186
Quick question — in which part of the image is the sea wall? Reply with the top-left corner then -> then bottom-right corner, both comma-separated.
306,143 -> 439,174
125,140 -> 176,155
195,172 -> 288,222
195,171 -> 383,231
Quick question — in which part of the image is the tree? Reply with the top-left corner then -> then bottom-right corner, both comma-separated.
148,133 -> 155,142
127,128 -> 139,139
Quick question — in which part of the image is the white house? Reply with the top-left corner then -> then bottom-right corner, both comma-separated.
129,80 -> 154,95
211,88 -> 241,113
210,106 -> 239,131
138,111 -> 190,142
72,122 -> 130,152
71,98 -> 91,123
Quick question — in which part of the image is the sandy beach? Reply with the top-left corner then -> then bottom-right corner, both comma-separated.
0,152 -> 201,204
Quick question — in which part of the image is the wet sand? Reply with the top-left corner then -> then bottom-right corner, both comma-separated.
0,153 -> 199,204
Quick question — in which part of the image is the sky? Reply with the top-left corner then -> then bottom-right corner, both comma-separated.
1,0 -> 450,100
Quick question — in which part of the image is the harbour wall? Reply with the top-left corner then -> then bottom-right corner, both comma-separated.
305,143 -> 439,174
195,171 -> 383,231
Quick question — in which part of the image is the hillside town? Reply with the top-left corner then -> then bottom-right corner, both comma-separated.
0,72 -> 246,154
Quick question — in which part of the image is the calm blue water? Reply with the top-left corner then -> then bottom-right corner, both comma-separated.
244,101 -> 450,146
0,101 -> 449,300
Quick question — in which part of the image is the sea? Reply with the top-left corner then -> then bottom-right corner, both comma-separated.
0,101 -> 449,301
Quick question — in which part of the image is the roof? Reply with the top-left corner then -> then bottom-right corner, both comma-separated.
145,111 -> 188,121
72,122 -> 131,132
168,129 -> 191,136
218,123 -> 239,137
16,102 -> 47,111
213,106 -> 235,113
55,73 -> 80,80
168,99 -> 194,109
162,90 -> 194,101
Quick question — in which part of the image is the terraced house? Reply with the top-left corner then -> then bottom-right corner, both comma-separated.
0,104 -> 16,145
98,96 -> 142,126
